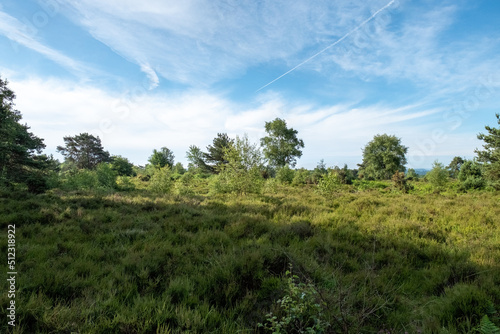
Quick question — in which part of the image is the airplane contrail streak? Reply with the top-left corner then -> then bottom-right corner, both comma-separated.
256,0 -> 396,92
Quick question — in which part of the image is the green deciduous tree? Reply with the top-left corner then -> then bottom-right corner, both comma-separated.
57,133 -> 111,170
0,77 -> 50,191
359,134 -> 408,180
148,147 -> 175,169
110,155 -> 135,176
260,118 -> 304,168
475,113 -> 500,186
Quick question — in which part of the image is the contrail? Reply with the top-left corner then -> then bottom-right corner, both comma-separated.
256,0 -> 396,92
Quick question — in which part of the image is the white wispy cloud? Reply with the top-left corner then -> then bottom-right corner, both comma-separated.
9,77 -> 481,168
52,0 -> 397,86
140,63 -> 159,90
0,10 -> 92,77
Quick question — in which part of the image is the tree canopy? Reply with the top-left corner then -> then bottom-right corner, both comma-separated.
204,133 -> 234,173
0,77 -> 48,189
110,155 -> 135,176
186,145 -> 211,173
447,156 -> 465,178
260,118 -> 304,168
148,147 -> 175,169
475,113 -> 500,185
359,134 -> 408,180
57,133 -> 111,170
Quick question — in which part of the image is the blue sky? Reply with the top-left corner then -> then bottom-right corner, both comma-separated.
1,0 -> 499,169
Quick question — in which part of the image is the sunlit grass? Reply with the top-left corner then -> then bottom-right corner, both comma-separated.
0,181 -> 499,333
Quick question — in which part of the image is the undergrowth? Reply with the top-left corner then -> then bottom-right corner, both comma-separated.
0,182 -> 499,333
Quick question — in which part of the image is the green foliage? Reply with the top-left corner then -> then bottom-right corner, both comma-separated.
475,114 -> 500,184
447,156 -> 465,178
210,134 -> 264,194
458,160 -> 483,181
174,171 -> 196,195
406,168 -> 419,181
392,171 -> 413,193
148,166 -> 173,194
186,145 -> 212,174
116,176 -> 135,191
311,159 -> 328,184
172,162 -> 186,175
276,165 -> 295,184
317,170 -> 344,195
426,161 -> 449,190
260,118 -> 305,168
0,77 -> 50,191
96,163 -> 117,189
330,164 -> 354,185
479,315 -> 500,334
204,133 -> 234,173
1,184 -> 499,333
148,147 -> 175,169
110,155 -> 135,176
359,134 -> 408,180
63,169 -> 99,190
458,160 -> 486,191
259,266 -> 329,333
292,168 -> 312,186
61,163 -> 117,191
57,133 -> 111,170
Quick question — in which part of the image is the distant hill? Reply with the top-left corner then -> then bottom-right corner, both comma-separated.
413,168 -> 430,176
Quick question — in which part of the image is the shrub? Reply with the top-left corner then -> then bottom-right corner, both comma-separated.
64,169 -> 98,190
311,160 -> 328,184
148,166 -> 174,194
174,172 -> 196,195
426,161 -> 449,190
259,266 -> 329,333
276,165 -> 295,184
96,163 -> 117,189
406,168 -> 419,181
25,171 -> 49,194
292,168 -> 311,186
392,171 -> 413,193
210,135 -> 264,194
116,176 -> 135,191
458,160 -> 483,181
317,171 -> 343,195
331,164 -> 354,184
459,176 -> 486,191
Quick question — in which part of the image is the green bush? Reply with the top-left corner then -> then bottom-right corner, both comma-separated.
174,172 -> 196,195
426,161 -> 449,190
460,176 -> 486,191
96,163 -> 117,189
148,166 -> 174,194
63,169 -> 98,190
292,168 -> 311,186
210,135 -> 264,194
259,266 -> 329,333
116,176 -> 135,191
276,165 -> 295,184
458,160 -> 483,182
317,171 -> 343,195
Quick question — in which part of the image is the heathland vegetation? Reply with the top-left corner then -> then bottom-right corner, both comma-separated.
1,77 -> 500,333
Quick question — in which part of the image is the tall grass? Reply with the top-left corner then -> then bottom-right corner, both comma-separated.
0,181 -> 499,333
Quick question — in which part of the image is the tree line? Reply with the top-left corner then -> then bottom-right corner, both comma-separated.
1,77 -> 499,193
